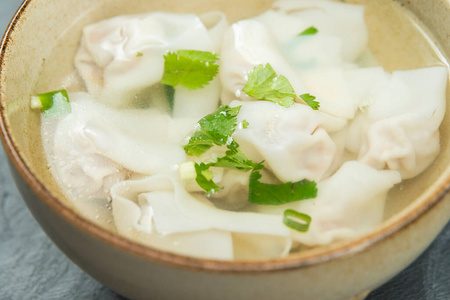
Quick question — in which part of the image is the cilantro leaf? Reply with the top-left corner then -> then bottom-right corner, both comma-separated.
300,93 -> 320,110
184,105 -> 241,156
248,163 -> 317,205
183,134 -> 214,157
194,163 -> 223,195
213,142 -> 256,172
242,64 -> 296,108
299,26 -> 318,36
161,50 -> 219,90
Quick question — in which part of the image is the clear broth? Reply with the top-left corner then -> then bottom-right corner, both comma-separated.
31,0 -> 449,257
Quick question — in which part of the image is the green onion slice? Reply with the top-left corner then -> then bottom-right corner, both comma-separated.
283,209 -> 311,232
31,89 -> 71,118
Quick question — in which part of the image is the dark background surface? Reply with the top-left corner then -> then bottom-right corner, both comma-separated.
0,1 -> 449,299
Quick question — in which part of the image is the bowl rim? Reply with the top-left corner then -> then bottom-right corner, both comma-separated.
0,0 -> 449,274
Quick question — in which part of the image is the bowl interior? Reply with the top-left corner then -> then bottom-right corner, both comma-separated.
1,0 -> 449,261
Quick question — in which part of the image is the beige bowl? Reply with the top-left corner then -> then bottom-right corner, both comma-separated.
0,0 -> 449,299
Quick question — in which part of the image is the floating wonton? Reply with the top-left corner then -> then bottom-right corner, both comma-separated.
256,161 -> 402,246
110,174 -> 292,259
231,100 -> 346,182
220,19 -> 307,104
75,11 -> 228,112
346,66 -> 448,178
42,92 -> 199,200
219,0 -> 368,119
113,187 -> 234,261
273,0 -> 368,62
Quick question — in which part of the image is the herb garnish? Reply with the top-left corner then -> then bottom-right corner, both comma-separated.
194,162 -> 223,195
182,105 -> 315,232
243,63 -> 320,110
243,63 -> 297,108
213,141 -> 256,172
248,163 -> 317,205
183,105 -> 241,156
30,89 -> 71,118
300,93 -> 320,110
283,209 -> 312,232
183,105 -> 255,194
299,26 -> 318,36
161,50 -> 220,90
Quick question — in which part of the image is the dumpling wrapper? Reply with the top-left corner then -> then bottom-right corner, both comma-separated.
230,100 -> 346,182
346,66 -> 448,178
111,174 -> 290,236
75,11 -> 228,111
219,1 -> 368,119
256,161 -> 402,246
43,92 -> 198,200
112,188 -> 234,260
220,19 -> 308,104
273,0 -> 368,62
252,9 -> 344,67
111,174 -> 292,259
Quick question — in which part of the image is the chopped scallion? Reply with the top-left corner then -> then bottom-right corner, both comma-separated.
179,161 -> 196,181
31,89 -> 71,118
283,209 -> 311,232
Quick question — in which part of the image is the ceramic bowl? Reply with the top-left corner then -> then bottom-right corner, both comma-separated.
0,0 -> 449,299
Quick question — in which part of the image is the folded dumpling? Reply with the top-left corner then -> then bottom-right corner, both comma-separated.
75,11 -> 228,110
256,161 -> 402,246
110,174 -> 292,259
112,183 -> 234,260
42,92 -> 199,201
273,0 -> 368,62
346,66 -> 448,178
230,100 -> 346,182
219,1 -> 368,119
219,19 -> 308,104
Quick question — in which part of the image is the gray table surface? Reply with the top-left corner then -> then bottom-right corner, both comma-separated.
0,1 -> 449,299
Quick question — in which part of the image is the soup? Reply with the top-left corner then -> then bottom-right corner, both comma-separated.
32,0 -> 448,260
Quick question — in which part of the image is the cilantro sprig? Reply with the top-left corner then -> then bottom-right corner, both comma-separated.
183,105 -> 256,194
194,162 -> 223,195
213,141 -> 256,172
161,50 -> 220,90
300,93 -> 320,110
242,63 -> 320,110
182,105 -> 316,232
243,64 -> 296,108
183,105 -> 241,156
193,146 -> 257,196
248,163 -> 317,205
